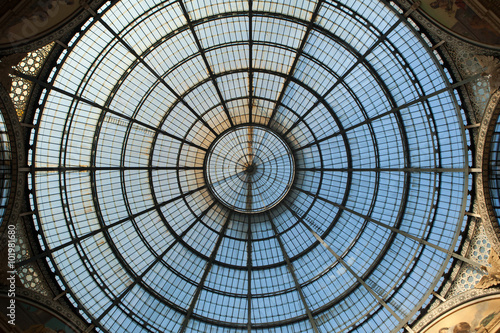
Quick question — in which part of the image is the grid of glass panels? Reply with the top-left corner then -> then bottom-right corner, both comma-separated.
0,108 -> 11,226
205,125 -> 295,213
32,0 -> 468,332
489,114 -> 500,225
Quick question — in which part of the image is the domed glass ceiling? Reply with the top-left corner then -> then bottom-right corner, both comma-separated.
31,0 -> 470,332
0,108 -> 12,226
488,114 -> 500,226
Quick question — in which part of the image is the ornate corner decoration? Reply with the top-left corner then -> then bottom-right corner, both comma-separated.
0,0 -> 107,56
0,286 -> 91,332
412,287 -> 500,332
475,248 -> 500,289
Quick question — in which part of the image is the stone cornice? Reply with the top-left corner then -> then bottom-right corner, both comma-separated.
475,90 -> 500,254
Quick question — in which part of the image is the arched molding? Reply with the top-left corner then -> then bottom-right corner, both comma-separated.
0,0 -> 106,56
413,287 -> 500,332
476,90 -> 500,253
0,286 -> 92,333
0,82 -> 25,244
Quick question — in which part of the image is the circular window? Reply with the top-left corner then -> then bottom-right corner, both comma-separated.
205,125 -> 294,213
31,0 -> 469,332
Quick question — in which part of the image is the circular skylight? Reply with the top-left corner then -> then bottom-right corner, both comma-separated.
31,0 -> 469,332
205,125 -> 295,213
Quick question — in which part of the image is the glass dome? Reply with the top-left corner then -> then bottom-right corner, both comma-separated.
204,125 -> 295,213
0,108 -> 12,226
488,113 -> 500,226
31,0 -> 469,332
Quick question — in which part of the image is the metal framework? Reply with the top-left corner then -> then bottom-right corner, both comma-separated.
203,125 -> 295,214
0,108 -> 12,227
24,0 -> 472,332
488,111 -> 500,227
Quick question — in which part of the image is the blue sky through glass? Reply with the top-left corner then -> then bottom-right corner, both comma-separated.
31,0 -> 468,332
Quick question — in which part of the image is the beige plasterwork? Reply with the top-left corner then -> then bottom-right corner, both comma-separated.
413,288 -> 500,331
476,89 -> 500,254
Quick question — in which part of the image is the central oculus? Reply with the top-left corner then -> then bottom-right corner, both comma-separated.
204,125 -> 295,214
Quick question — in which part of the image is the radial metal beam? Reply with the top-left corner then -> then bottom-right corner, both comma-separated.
248,0 -> 254,124
178,0 -> 234,127
16,185 -> 207,267
246,177 -> 253,212
15,71 -> 208,152
282,202 -> 405,324
296,167 -> 467,173
283,1 -> 442,140
292,73 -> 481,153
179,212 -> 233,333
81,2 -> 219,137
405,325 -> 416,333
338,73 -> 481,136
33,166 -> 204,172
247,213 -> 252,332
283,8 -> 409,137
206,170 -> 246,189
267,0 -> 324,126
95,201 -> 217,323
268,212 -> 320,333
293,186 -> 483,268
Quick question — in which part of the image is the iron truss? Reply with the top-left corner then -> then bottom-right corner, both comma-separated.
19,0 -> 474,332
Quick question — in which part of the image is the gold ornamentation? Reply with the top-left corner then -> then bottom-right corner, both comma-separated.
477,56 -> 500,94
476,249 -> 500,289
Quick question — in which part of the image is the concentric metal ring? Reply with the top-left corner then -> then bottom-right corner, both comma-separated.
204,125 -> 295,214
30,0 -> 469,331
